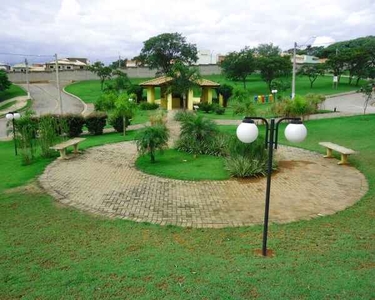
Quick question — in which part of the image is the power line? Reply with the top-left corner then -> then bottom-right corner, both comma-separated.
0,52 -> 53,57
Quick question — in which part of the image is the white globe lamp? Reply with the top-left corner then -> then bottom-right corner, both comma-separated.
13,112 -> 21,119
236,119 -> 259,144
285,121 -> 307,143
6,113 -> 14,120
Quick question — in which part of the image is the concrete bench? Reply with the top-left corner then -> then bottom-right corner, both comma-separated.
319,142 -> 357,165
50,138 -> 86,159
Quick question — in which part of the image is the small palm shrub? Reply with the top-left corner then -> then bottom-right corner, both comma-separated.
176,114 -> 219,155
174,110 -> 195,121
85,112 -> 107,135
136,125 -> 169,163
225,136 -> 275,178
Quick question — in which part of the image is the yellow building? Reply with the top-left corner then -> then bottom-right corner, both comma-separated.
139,76 -> 223,111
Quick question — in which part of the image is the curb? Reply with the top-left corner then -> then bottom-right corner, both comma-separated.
62,86 -> 88,116
326,91 -> 358,98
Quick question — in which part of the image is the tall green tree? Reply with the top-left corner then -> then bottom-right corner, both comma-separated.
136,125 -> 169,163
298,64 -> 326,88
220,47 -> 255,88
256,55 -> 292,92
166,60 -> 201,109
325,54 -> 346,83
216,84 -> 233,107
138,33 -> 198,74
109,58 -> 128,69
255,43 -> 281,57
0,70 -> 11,92
88,62 -> 113,90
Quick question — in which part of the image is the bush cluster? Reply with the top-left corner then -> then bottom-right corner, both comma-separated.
139,102 -> 159,110
197,102 -> 226,115
85,112 -> 108,135
271,94 -> 326,119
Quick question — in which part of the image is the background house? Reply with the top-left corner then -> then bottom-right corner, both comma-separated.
45,58 -> 89,71
0,62 -> 11,72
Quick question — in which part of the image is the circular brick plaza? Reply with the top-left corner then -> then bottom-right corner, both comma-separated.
39,142 -> 368,228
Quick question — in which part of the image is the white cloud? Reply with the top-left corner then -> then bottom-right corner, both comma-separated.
0,0 -> 374,64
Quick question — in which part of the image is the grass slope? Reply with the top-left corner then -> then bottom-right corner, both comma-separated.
0,84 -> 26,102
1,116 -> 375,298
136,149 -> 230,180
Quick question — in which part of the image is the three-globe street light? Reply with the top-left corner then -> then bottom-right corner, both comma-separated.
6,111 -> 21,155
236,117 -> 307,256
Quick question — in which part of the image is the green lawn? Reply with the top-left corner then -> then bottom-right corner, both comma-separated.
0,100 -> 16,111
65,74 -> 361,106
0,84 -> 26,102
136,149 -> 230,180
1,116 -> 375,298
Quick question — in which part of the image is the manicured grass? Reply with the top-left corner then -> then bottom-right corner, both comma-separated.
136,149 -> 230,180
0,84 -> 26,102
0,100 -> 16,111
1,116 -> 375,298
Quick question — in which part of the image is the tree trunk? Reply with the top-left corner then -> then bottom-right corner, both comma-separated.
150,150 -> 155,163
355,77 -> 361,86
182,94 -> 187,110
349,75 -> 353,85
101,79 -> 104,90
123,116 -> 127,136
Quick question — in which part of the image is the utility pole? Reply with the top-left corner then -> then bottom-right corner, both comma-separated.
118,53 -> 121,69
291,42 -> 297,99
55,53 -> 63,114
24,58 -> 30,99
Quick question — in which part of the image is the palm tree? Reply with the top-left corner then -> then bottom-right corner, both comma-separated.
136,125 -> 169,163
167,60 -> 201,109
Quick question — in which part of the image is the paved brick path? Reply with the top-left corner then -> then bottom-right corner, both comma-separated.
39,142 -> 368,228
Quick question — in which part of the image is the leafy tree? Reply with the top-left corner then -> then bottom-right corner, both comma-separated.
255,43 -> 281,57
112,70 -> 131,91
114,93 -> 137,136
167,60 -> 201,109
220,47 -> 255,88
361,80 -> 374,114
216,84 -> 233,107
88,61 -> 112,90
0,70 -> 11,92
136,125 -> 169,163
138,32 -> 198,74
298,64 -> 326,88
127,84 -> 144,103
325,54 -> 345,83
95,91 -> 118,111
256,55 -> 292,92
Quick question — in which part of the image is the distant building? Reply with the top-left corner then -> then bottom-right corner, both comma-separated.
282,53 -> 321,64
126,59 -> 141,68
11,63 -> 46,72
12,63 -> 28,72
196,50 -> 216,65
0,62 -> 11,72
216,54 -> 226,64
45,58 -> 89,71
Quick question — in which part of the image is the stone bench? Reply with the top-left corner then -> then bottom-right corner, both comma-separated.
50,138 -> 86,159
319,142 -> 357,165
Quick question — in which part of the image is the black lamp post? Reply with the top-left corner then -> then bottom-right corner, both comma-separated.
5,111 -> 21,155
236,117 -> 307,256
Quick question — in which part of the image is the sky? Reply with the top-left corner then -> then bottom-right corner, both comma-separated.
0,0 -> 374,65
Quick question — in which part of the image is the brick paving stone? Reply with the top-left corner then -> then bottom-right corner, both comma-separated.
39,137 -> 368,228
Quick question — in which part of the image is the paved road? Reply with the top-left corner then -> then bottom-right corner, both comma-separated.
323,92 -> 375,114
0,83 -> 84,139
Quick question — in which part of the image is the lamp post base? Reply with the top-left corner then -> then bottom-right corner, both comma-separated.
254,249 -> 275,257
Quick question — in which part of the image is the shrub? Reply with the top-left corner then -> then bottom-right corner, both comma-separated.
225,136 -> 276,178
149,110 -> 166,126
38,114 -> 61,158
176,114 -> 219,155
136,125 -> 169,163
139,102 -> 159,110
215,107 -> 225,115
95,91 -> 117,112
85,112 -> 107,135
61,114 -> 85,137
271,94 -> 322,118
109,111 -> 131,133
229,87 -> 249,103
198,102 -> 213,113
232,101 -> 256,116
174,110 -> 196,121
305,93 -> 326,110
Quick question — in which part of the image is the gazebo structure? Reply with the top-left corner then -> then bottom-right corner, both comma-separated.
139,76 -> 223,111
